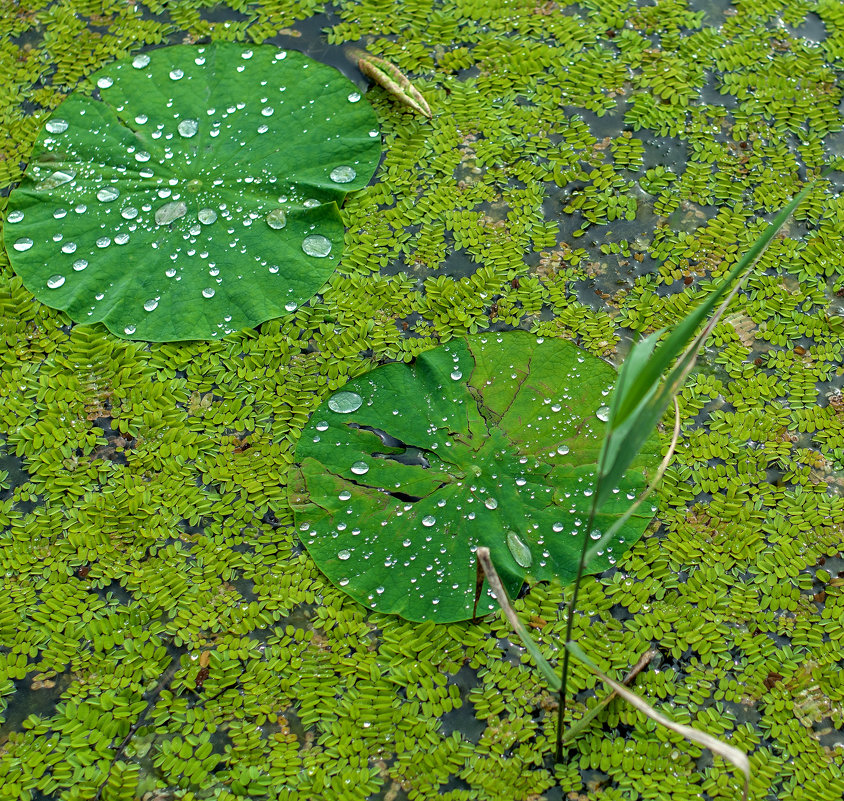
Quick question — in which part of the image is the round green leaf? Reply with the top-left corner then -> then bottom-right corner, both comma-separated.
3,43 -> 380,341
290,332 -> 661,623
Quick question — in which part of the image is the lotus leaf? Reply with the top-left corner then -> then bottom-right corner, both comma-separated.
290,332 -> 661,622
3,43 -> 381,341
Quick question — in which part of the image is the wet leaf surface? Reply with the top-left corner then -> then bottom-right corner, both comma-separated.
3,43 -> 381,341
290,332 -> 661,622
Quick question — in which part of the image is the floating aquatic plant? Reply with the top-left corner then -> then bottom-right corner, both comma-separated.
3,43 -> 381,341
290,331 -> 660,622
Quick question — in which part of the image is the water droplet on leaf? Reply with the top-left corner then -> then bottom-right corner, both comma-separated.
330,165 -> 356,183
506,531 -> 532,568
328,391 -> 362,413
45,119 -> 68,134
46,275 -> 65,289
351,461 -> 369,475
155,201 -> 187,225
178,119 -> 198,137
302,235 -> 331,257
266,209 -> 286,229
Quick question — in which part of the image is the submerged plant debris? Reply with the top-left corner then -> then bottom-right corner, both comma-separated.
1,0 -> 844,800
292,332 -> 659,622
4,43 -> 381,342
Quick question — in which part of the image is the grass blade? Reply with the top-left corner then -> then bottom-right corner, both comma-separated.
565,642 -> 750,801
350,49 -> 432,118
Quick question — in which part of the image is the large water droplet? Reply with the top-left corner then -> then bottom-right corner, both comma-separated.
450,370 -> 462,381
596,406 -> 610,422
589,529 -> 602,541
302,235 -> 331,257
330,165 -> 356,183
134,151 -> 151,162
121,207 -> 138,220
328,391 -> 362,413
124,325 -> 136,335
422,515 -> 436,527
61,242 -> 77,254
261,106 -> 274,117
35,170 -> 75,190
96,76 -> 114,89
303,198 -> 320,208
506,531 -> 532,568
115,233 -> 129,245
73,259 -> 88,271
132,54 -> 150,69
202,287 -> 215,298
198,208 -> 217,225
96,237 -> 111,248
557,444 -> 570,456
484,497 -> 498,510
46,274 -> 65,289
178,119 -> 198,138
351,461 -> 369,475
144,298 -> 159,312
97,187 -> 120,202
155,201 -> 187,225
135,114 -> 148,125
13,238 -> 33,251
165,267 -> 177,278
45,119 -> 68,134
338,549 -> 351,561
348,92 -> 361,102
169,68 -> 184,80
266,209 -> 286,229
6,210 -> 23,223
552,522 -> 564,533
284,301 -> 297,312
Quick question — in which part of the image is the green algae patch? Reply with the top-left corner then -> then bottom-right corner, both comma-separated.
4,43 -> 381,342
291,332 -> 660,622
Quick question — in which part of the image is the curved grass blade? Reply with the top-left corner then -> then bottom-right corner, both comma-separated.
566,641 -> 750,801
350,49 -> 432,118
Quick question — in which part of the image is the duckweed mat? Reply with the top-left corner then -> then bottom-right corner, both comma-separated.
2,1 -> 844,800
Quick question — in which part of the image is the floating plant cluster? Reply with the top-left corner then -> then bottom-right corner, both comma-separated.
2,0 -> 844,800
3,43 -> 381,341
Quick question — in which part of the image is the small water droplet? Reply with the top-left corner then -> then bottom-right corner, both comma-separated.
241,49 -> 253,59
155,200 -> 187,225
97,187 -> 120,202
266,208 -> 286,229
303,198 -> 320,208
96,237 -> 111,248
6,210 -> 23,223
351,461 -> 369,475
72,259 -> 88,271
97,76 -> 114,89
165,267 -> 177,278
195,56 -> 206,65
198,208 -> 217,225
557,444 -> 570,455
506,531 -> 532,568
284,301 -> 297,312
169,68 -> 184,81
135,114 -> 148,124
13,238 -> 33,251
589,529 -> 602,541
45,119 -> 68,134
450,370 -> 462,380
261,106 -> 274,117
115,233 -> 130,245
124,325 -> 136,335
338,549 -> 351,561
369,130 -> 379,137
596,406 -> 610,422
329,165 -> 356,183
552,522 -> 564,533
134,151 -> 151,162
257,124 -> 269,134
46,274 -> 65,289
348,92 -> 361,102
422,515 -> 436,527
144,298 -> 159,312
61,242 -> 77,254
202,287 -> 215,298
375,586 -> 384,595
328,391 -> 362,414
484,497 -> 498,510
302,235 -> 331,257
178,119 -> 198,137
132,54 -> 150,69
121,207 -> 138,220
